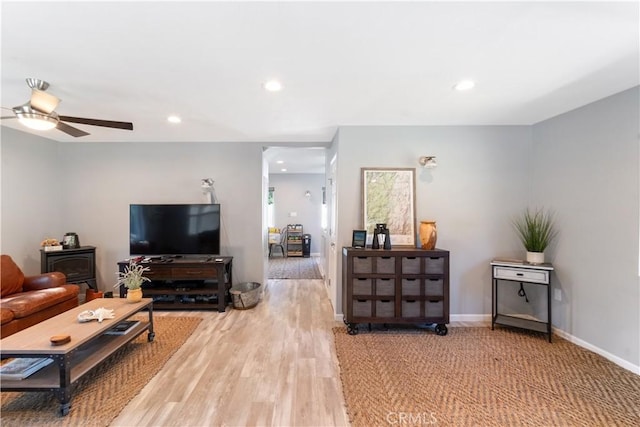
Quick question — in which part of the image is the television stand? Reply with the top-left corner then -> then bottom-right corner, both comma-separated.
117,257 -> 233,312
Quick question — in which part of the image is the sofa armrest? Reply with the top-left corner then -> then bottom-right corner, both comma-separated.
22,272 -> 67,291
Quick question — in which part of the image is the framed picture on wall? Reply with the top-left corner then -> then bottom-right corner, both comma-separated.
352,230 -> 367,248
361,167 -> 416,247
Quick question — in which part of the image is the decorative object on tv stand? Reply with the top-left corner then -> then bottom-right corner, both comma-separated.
201,178 -> 218,204
512,207 -> 558,264
62,232 -> 80,249
114,260 -> 150,303
41,238 -> 62,252
371,223 -> 391,249
418,156 -> 437,169
419,220 -> 437,250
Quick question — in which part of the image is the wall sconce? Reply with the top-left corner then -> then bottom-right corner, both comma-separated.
201,178 -> 214,191
201,178 -> 218,203
418,156 -> 437,169
304,190 -> 311,198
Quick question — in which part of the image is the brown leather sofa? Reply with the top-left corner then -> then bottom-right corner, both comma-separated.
1,254 -> 80,338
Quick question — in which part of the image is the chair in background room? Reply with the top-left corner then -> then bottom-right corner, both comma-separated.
268,227 -> 286,258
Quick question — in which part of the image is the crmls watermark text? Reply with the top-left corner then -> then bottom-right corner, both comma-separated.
386,411 -> 438,425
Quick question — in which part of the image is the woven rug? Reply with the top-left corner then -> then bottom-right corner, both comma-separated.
1,316 -> 202,427
333,325 -> 640,426
268,256 -> 322,279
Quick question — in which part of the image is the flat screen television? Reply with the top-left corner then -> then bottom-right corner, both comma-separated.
130,204 -> 220,256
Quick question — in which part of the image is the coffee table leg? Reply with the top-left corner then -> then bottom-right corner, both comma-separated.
147,304 -> 155,342
54,355 -> 72,416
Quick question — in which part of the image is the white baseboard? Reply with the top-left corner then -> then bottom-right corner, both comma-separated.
332,312 -> 639,374
552,327 -> 640,374
450,314 -> 491,324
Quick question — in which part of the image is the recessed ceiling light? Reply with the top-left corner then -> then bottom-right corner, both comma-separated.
263,80 -> 282,92
167,115 -> 182,124
453,80 -> 475,91
276,160 -> 284,164
281,168 -> 287,172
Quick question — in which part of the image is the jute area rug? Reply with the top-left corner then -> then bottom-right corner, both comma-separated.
1,316 -> 202,427
334,325 -> 640,426
268,256 -> 322,279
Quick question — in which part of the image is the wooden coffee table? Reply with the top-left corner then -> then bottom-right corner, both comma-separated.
0,297 -> 154,416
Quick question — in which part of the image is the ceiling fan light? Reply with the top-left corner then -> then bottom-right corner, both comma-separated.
17,112 -> 59,130
30,89 -> 60,114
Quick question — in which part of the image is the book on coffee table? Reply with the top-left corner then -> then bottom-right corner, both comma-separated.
0,357 -> 53,380
104,320 -> 140,336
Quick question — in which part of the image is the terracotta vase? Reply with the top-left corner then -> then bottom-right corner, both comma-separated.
419,221 -> 437,250
126,288 -> 143,303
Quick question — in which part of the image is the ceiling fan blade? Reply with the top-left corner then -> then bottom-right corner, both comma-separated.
30,89 -> 60,114
59,115 -> 133,130
57,121 -> 90,137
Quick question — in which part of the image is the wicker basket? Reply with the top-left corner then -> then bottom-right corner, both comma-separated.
229,282 -> 262,310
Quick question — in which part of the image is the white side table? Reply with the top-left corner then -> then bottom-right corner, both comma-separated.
490,259 -> 554,342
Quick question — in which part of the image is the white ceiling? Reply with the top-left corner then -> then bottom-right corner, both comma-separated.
1,1 -> 638,173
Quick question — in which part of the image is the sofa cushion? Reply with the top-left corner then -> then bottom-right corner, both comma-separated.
0,285 -> 79,319
1,255 -> 25,297
0,307 -> 15,325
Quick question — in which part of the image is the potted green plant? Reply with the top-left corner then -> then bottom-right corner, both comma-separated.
114,260 -> 150,302
513,208 -> 558,264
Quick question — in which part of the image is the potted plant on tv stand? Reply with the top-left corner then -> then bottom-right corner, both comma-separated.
115,260 -> 150,303
513,207 -> 558,265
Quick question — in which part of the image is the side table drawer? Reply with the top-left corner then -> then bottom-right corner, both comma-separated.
493,266 -> 549,284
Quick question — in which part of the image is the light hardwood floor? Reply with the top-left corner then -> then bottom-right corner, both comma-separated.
110,278 -> 350,427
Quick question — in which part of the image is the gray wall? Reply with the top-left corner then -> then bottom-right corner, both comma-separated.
1,132 -> 266,289
268,173 -> 324,254
0,129 -> 63,273
531,86 -> 639,367
334,126 -> 533,319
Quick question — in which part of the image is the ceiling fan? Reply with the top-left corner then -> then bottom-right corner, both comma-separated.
0,78 -> 133,137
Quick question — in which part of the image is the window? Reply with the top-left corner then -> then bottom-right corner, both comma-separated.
267,187 -> 275,228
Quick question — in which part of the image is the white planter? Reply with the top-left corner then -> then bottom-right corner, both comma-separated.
526,251 -> 545,264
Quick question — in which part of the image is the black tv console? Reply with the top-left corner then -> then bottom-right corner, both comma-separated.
117,257 -> 233,312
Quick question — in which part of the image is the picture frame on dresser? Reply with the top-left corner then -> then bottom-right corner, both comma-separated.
361,167 -> 416,247
351,230 -> 367,248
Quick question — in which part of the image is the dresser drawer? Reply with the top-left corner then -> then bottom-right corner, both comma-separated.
401,300 -> 420,318
402,257 -> 421,274
352,278 -> 373,295
353,257 -> 372,274
353,299 -> 372,317
375,279 -> 395,296
424,257 -> 445,274
401,278 -> 420,295
425,300 -> 444,317
376,257 -> 395,274
375,300 -> 395,318
493,266 -> 549,284
424,279 -> 444,296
